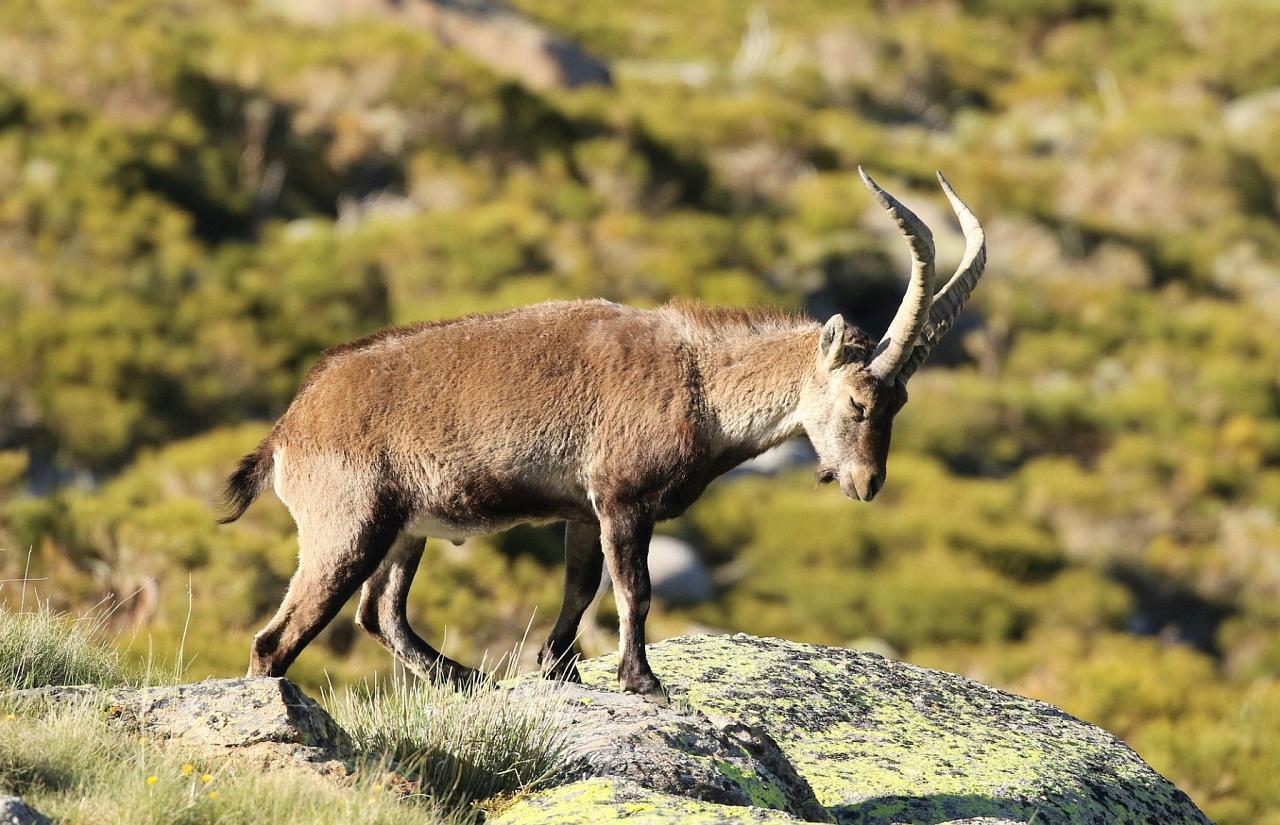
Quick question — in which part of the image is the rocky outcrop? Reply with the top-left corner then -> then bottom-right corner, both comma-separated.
15,635 -> 1209,824
499,634 -> 1211,825
490,780 -> 1034,824
16,677 -> 350,773
491,778 -> 804,824
503,680 -> 827,821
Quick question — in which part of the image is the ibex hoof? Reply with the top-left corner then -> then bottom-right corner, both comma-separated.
468,671 -> 497,692
621,673 -> 669,705
541,662 -> 583,684
538,645 -> 583,684
439,664 -> 491,692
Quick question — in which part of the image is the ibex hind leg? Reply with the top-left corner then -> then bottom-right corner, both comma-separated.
356,534 -> 484,689
248,507 -> 397,678
539,520 -> 603,683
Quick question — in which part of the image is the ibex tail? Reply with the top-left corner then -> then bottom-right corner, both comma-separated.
217,437 -> 274,524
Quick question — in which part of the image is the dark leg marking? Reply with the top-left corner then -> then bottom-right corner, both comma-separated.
539,520 -> 603,683
600,512 -> 665,703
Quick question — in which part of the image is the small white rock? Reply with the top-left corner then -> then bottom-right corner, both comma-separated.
0,796 -> 52,825
596,535 -> 715,605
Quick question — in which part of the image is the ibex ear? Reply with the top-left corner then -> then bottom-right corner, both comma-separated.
818,315 -> 848,370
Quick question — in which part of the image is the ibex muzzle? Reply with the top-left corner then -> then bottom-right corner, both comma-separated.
218,169 -> 986,702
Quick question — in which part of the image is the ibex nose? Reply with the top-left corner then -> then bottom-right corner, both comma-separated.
842,469 -> 885,502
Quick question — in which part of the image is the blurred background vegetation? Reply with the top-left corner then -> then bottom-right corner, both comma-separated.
0,0 -> 1278,821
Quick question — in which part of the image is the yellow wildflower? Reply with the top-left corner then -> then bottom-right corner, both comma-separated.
145,776 -> 158,785
181,763 -> 194,776
201,773 -> 214,784
208,791 -> 218,800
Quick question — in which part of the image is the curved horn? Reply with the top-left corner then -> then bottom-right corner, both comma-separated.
895,171 -> 987,383
861,167 -> 936,380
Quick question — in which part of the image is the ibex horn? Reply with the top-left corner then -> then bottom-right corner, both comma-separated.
861,167 -> 937,380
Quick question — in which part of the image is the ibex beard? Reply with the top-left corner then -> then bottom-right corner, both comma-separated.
218,169 -> 986,703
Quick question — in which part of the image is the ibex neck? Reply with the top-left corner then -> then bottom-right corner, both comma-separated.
694,324 -> 818,457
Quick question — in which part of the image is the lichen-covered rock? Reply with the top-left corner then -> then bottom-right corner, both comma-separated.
506,634 -> 1208,825
490,778 -> 804,825
504,681 -> 826,820
17,678 -> 351,771
0,795 -> 52,825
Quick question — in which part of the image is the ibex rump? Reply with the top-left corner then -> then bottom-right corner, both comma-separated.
219,170 -> 986,702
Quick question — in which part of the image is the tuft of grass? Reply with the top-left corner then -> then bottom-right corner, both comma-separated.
325,669 -> 568,813
0,700 -> 459,825
0,601 -> 568,822
0,601 -> 142,691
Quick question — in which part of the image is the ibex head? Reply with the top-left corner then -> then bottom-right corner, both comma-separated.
804,169 -> 987,501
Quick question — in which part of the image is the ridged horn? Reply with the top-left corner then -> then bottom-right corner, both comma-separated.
861,167 -> 937,380
895,171 -> 987,383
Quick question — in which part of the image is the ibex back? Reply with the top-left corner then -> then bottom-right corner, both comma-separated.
218,169 -> 986,702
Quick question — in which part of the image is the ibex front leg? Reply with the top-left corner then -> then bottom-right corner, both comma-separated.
599,512 -> 666,703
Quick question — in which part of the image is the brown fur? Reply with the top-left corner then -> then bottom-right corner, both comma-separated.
223,299 -> 907,698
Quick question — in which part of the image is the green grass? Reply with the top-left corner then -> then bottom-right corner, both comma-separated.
0,700 -> 459,825
0,605 -> 568,823
0,600 -> 147,691
325,667 -> 569,811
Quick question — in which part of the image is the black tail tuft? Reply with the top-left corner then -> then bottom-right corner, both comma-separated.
217,439 -> 274,524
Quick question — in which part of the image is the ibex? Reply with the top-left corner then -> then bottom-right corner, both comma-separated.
219,169 -> 986,702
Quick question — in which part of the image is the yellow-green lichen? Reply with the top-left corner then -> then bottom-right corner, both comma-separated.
716,759 -> 790,810
576,634 -> 1208,825
490,778 -> 801,825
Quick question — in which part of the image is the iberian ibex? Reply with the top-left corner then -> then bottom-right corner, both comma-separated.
219,169 -> 986,702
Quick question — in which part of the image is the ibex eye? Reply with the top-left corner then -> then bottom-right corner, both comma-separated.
849,399 -> 866,421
